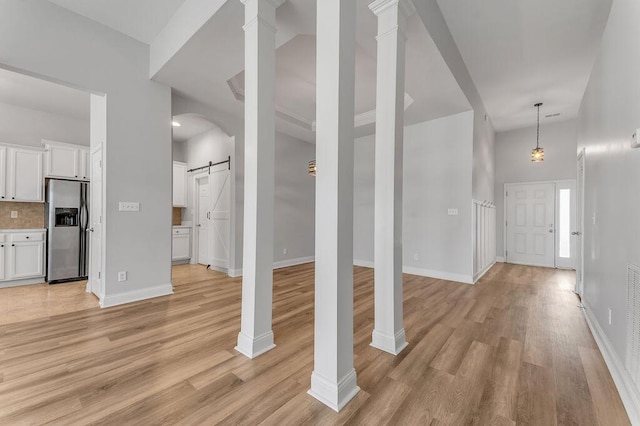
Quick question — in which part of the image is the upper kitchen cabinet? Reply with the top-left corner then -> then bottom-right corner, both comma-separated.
42,140 -> 90,180
173,161 -> 187,207
0,144 -> 44,202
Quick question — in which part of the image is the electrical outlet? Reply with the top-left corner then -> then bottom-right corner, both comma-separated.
592,212 -> 597,225
413,253 -> 419,261
283,248 -> 287,255
119,202 -> 140,212
448,208 -> 458,216
632,129 -> 640,148
608,308 -> 612,325
118,271 -> 127,282
10,211 -> 17,218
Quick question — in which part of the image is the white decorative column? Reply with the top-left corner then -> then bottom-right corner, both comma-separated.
370,0 -> 414,355
235,0 -> 284,359
308,0 -> 360,412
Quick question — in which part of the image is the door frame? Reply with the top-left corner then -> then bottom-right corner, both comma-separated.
192,171 -> 210,266
575,149 -> 586,295
504,179 -> 577,269
87,145 -> 104,301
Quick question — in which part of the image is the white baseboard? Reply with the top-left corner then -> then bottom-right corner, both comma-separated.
496,256 -> 505,263
473,261 -> 496,283
100,283 -> 174,308
403,265 -> 473,284
354,260 -> 473,284
273,256 -> 315,270
229,256 -> 315,278
0,276 -> 46,289
353,259 -> 374,268
583,301 -> 640,425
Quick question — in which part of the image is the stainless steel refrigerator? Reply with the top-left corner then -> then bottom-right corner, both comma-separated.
45,179 -> 89,284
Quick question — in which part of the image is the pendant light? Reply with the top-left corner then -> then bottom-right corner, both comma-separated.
531,102 -> 544,162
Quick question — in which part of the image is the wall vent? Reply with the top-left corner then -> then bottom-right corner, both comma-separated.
627,263 -> 640,387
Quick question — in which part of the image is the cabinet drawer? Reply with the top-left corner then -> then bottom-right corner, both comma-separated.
173,228 -> 190,235
9,232 -> 45,243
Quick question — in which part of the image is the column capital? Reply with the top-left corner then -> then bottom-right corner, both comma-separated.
369,0 -> 415,21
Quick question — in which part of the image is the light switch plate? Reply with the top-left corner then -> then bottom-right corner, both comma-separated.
10,211 -> 17,218
632,129 -> 640,148
448,208 -> 459,216
119,202 -> 140,212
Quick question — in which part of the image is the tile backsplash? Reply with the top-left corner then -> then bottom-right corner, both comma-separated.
0,202 -> 45,229
173,207 -> 183,226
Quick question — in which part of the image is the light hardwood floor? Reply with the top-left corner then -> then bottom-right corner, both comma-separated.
0,263 -> 630,425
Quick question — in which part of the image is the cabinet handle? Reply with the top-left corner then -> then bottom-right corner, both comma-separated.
0,245 -> 3,248
75,175 -> 78,178
11,197 -> 15,200
11,244 -> 15,247
26,236 -> 29,239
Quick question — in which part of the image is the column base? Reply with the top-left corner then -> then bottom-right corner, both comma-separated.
235,330 -> 275,359
308,369 -> 360,412
370,328 -> 408,355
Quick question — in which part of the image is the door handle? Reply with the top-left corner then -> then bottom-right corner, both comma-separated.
571,231 -> 581,236
86,227 -> 94,232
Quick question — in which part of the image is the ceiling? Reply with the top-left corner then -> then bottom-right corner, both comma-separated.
48,0 -> 186,45
44,0 -> 614,136
436,0 -> 613,132
0,67 -> 89,120
172,113 -> 218,142
154,0 -> 471,142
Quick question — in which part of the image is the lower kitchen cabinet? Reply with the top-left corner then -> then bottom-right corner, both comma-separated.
0,230 -> 46,288
172,227 -> 191,263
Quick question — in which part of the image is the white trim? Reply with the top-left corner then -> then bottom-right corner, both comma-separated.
273,256 -> 315,270
402,266 -> 473,284
100,283 -> 173,308
371,328 -> 408,355
496,256 -> 505,263
308,369 -> 360,412
354,259 -> 374,268
354,260 -> 474,284
235,330 -> 275,359
0,277 -> 45,289
582,301 -> 640,425
473,261 -> 496,283
225,256 -> 315,277
228,268 -> 242,278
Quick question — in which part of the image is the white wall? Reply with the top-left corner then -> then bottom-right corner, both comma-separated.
354,111 -> 475,282
179,121 -> 315,272
0,101 -> 88,147
0,1 -> 173,304
172,140 -> 186,162
494,119 -> 578,257
577,0 -> 640,420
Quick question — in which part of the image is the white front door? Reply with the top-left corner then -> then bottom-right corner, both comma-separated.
506,183 -> 556,267
575,152 -> 585,294
89,147 -> 102,298
197,177 -> 210,265
209,169 -> 230,270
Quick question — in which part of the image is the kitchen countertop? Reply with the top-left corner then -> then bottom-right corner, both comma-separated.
0,228 -> 46,232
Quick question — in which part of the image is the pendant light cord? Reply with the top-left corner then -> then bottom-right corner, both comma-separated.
535,102 -> 542,149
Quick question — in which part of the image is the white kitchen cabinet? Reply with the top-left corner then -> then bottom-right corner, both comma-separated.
0,236 -> 5,281
172,228 -> 191,262
173,161 -> 187,207
43,140 -> 90,180
80,148 -> 90,180
7,147 -> 44,202
0,230 -> 46,287
0,145 -> 6,201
